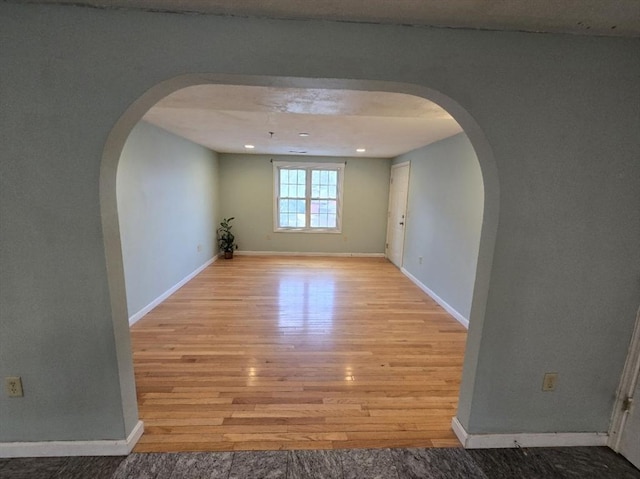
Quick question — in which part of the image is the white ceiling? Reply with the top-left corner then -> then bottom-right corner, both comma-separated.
21,0 -> 640,37
143,85 -> 462,158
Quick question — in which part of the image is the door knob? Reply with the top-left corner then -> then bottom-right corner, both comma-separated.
399,222 -> 404,225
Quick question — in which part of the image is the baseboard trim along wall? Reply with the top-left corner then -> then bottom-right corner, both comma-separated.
400,267 -> 469,329
0,421 -> 144,458
451,417 -> 608,449
128,256 -> 217,326
235,251 -> 385,257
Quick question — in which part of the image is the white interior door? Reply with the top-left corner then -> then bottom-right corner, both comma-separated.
386,163 -> 410,268
611,307 -> 640,469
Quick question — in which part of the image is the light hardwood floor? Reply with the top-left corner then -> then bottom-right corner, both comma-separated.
131,256 -> 467,452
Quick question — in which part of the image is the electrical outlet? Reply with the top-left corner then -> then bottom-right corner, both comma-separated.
542,372 -> 558,392
5,377 -> 23,397
419,256 -> 423,264
197,244 -> 202,252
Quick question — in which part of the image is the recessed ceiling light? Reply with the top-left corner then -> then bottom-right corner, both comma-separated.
356,148 -> 366,153
299,133 -> 310,137
244,144 -> 255,149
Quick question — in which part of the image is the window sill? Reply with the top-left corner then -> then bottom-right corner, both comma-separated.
274,228 -> 342,234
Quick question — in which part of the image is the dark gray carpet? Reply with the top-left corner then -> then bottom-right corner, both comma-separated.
0,447 -> 638,478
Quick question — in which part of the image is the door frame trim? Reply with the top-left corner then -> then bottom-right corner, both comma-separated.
608,306 -> 640,451
99,74 -> 500,450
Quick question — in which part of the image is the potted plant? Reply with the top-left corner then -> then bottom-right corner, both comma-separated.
217,217 -> 238,259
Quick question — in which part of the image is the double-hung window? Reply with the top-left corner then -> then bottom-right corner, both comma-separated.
273,161 -> 344,232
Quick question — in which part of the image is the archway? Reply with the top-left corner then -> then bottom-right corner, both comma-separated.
100,74 -> 500,447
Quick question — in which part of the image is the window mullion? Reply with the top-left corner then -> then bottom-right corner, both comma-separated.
306,168 -> 312,229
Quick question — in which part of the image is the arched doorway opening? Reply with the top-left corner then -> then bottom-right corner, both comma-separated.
100,74 -> 500,450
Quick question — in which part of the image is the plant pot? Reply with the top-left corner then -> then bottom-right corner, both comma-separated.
224,251 -> 234,259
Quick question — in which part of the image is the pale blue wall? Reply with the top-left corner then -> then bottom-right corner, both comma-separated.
219,154 -> 390,254
394,133 -> 483,321
1,2 -> 638,443
117,121 -> 220,319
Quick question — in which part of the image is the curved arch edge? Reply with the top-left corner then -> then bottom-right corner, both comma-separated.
99,73 -> 500,439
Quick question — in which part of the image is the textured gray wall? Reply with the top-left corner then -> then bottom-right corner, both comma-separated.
219,154 -> 390,254
394,134 -> 483,321
0,2 -> 638,444
117,121 -> 219,319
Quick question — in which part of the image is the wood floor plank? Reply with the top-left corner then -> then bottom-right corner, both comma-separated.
131,256 -> 466,451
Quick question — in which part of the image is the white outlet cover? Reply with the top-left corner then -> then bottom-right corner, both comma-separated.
5,376 -> 24,397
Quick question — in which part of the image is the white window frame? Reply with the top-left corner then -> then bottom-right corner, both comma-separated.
273,161 -> 345,233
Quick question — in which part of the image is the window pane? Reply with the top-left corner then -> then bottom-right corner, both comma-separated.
279,199 -> 306,228
277,165 -> 340,230
310,200 -> 337,228
284,213 -> 302,227
283,169 -> 305,198
314,214 -> 329,228
309,169 -> 339,199
280,169 -> 306,198
280,202 -> 295,226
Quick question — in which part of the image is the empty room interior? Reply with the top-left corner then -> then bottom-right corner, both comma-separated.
116,84 -> 482,451
1,0 -> 639,475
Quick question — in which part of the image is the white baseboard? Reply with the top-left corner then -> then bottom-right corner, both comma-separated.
235,251 -> 385,257
129,256 -> 217,326
0,420 -> 144,458
400,267 -> 469,329
451,416 -> 608,449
